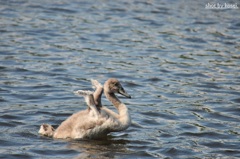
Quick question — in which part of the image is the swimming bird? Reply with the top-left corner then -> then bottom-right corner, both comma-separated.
39,78 -> 131,139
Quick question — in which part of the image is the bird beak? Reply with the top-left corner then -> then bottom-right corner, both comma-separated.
118,87 -> 131,98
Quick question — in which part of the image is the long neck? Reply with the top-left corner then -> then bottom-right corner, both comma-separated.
104,92 -> 121,110
104,91 -> 131,131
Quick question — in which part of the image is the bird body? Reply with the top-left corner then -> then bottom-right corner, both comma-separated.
39,78 -> 131,139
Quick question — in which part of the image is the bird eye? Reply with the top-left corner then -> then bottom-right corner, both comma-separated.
111,82 -> 118,87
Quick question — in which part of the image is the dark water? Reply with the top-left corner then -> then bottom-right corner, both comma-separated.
1,0 -> 240,158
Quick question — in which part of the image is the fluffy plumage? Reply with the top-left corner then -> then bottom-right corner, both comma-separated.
38,78 -> 131,139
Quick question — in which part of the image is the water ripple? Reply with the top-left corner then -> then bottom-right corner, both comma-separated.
0,0 -> 239,158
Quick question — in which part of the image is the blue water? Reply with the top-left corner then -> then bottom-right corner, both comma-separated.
0,0 -> 240,158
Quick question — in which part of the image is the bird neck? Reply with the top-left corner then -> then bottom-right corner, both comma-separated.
104,91 -> 131,131
104,92 -> 121,111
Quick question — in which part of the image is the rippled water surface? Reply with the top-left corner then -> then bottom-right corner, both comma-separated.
1,0 -> 240,158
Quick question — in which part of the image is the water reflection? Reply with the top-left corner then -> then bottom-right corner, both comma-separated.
68,137 -> 131,159
1,0 -> 240,158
